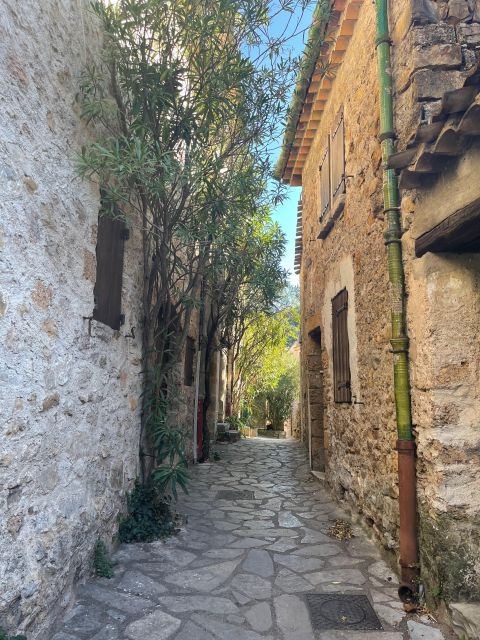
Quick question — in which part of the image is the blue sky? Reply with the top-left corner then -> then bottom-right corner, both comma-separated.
268,2 -> 316,284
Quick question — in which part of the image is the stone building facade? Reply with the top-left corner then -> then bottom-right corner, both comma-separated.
277,0 -> 480,628
0,2 -> 236,637
0,1 -> 198,637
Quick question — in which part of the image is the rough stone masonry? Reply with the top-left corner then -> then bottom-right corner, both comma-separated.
0,1 -> 144,636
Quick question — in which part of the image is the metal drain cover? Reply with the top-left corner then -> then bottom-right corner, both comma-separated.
216,490 -> 255,500
305,594 -> 382,631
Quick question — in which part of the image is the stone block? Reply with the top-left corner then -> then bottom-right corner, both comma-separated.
245,602 -> 272,632
413,69 -> 468,100
412,44 -> 462,71
447,0 -> 471,23
410,24 -> 457,47
407,620 -> 444,639
457,22 -> 480,45
450,602 -> 480,639
125,609 -> 181,640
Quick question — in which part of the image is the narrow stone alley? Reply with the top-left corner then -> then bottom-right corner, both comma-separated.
52,440 -> 451,640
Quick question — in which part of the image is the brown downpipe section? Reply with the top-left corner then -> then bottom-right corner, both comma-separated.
375,0 -> 420,601
397,440 -> 419,600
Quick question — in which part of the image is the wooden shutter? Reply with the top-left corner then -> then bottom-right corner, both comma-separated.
319,143 -> 330,220
184,336 -> 196,386
92,212 -> 126,330
294,196 -> 303,275
331,109 -> 345,199
332,288 -> 351,403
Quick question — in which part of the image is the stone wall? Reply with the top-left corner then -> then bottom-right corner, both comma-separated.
0,1 -> 144,636
392,0 -> 480,605
299,0 -> 480,606
300,0 -> 401,552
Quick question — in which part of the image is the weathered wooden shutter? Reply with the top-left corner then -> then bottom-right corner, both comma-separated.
184,336 -> 196,386
319,143 -> 331,220
332,288 -> 351,403
92,212 -> 127,330
331,109 -> 345,199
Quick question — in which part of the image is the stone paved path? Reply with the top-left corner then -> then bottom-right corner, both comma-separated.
53,439 -> 452,640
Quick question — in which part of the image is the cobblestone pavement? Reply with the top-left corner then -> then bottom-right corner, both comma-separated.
53,439 -> 452,640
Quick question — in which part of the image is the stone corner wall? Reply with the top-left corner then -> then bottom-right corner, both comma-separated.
0,1 -> 144,637
393,0 -> 480,149
390,0 -> 480,607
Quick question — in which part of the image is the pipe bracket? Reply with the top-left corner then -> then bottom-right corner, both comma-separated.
375,35 -> 392,47
379,130 -> 396,142
384,237 -> 402,246
390,336 -> 409,353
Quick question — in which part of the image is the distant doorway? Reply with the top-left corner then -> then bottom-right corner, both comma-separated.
306,326 -> 325,471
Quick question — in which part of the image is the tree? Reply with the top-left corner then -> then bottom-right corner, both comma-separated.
77,0 -> 326,489
263,353 -> 299,429
200,215 -> 287,458
233,285 -> 299,424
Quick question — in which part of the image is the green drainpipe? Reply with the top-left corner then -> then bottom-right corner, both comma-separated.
374,0 -> 419,601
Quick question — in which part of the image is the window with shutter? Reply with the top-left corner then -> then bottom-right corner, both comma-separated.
331,109 -> 345,200
184,336 -> 196,386
92,208 -> 127,330
332,288 -> 351,404
319,143 -> 331,220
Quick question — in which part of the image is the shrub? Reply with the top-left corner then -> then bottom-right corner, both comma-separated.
118,481 -> 177,543
0,628 -> 27,640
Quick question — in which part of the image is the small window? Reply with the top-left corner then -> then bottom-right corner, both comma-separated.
184,336 -> 196,386
332,288 -> 351,404
319,143 -> 331,220
92,205 -> 127,330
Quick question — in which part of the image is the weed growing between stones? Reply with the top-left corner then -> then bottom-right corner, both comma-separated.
118,481 -> 178,543
93,539 -> 114,578
0,627 -> 26,640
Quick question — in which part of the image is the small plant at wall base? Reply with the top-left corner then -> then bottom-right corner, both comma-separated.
118,481 -> 178,544
0,628 -> 26,640
93,539 -> 114,578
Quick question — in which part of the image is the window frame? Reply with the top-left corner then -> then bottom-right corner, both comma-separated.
331,288 -> 352,404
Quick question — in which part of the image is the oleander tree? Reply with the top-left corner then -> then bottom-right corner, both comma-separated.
233,285 -> 300,426
77,0 -> 326,491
